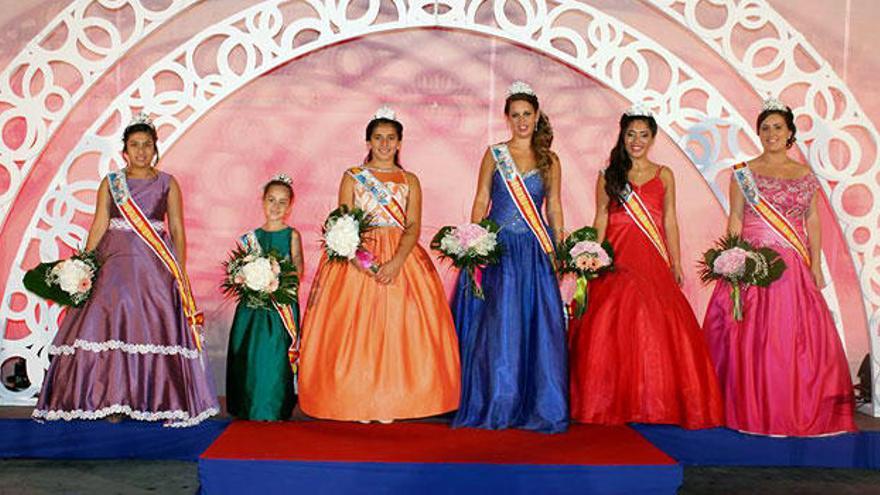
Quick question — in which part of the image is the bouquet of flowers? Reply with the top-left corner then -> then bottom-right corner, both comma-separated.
222,247 -> 298,309
557,226 -> 614,318
321,205 -> 377,273
23,249 -> 101,307
430,219 -> 502,299
698,234 -> 786,320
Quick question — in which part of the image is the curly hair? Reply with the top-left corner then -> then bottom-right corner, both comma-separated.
756,106 -> 797,149
504,93 -> 554,186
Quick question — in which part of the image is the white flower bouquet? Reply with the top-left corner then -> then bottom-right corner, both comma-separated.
23,249 -> 100,307
321,206 -> 377,272
430,219 -> 502,299
222,247 -> 298,309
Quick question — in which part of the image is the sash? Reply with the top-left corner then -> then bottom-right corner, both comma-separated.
348,167 -> 407,229
107,171 -> 203,350
732,162 -> 811,267
619,184 -> 671,266
490,144 -> 555,256
238,230 -> 300,376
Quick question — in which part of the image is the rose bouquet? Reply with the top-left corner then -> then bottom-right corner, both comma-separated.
321,205 -> 377,273
556,226 -> 614,317
23,249 -> 101,307
698,234 -> 786,320
430,219 -> 502,299
222,247 -> 298,309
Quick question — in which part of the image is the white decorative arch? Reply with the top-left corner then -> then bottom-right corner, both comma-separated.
0,1 -> 871,414
648,0 -> 880,416
0,0 -> 200,225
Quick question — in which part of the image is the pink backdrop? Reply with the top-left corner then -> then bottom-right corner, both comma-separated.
1,0 -> 877,395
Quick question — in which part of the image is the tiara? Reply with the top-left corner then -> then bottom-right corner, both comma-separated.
762,97 -> 789,112
624,102 -> 653,117
128,111 -> 155,129
373,105 -> 396,121
268,173 -> 292,186
507,81 -> 535,97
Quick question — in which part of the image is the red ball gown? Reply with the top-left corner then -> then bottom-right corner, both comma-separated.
568,170 -> 723,428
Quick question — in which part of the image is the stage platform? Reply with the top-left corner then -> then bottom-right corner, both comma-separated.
198,421 -> 682,494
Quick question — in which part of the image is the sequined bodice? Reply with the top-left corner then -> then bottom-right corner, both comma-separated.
352,169 -> 409,227
742,173 -> 819,250
488,169 -> 548,234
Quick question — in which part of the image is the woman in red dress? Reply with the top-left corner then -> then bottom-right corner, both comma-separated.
568,107 -> 723,428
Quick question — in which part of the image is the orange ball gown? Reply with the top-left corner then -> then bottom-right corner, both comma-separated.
567,169 -> 723,429
298,168 -> 460,421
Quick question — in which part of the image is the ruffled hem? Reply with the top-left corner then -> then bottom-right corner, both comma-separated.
32,404 -> 219,428
49,339 -> 199,359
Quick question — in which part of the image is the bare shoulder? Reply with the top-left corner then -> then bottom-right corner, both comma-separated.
404,170 -> 421,188
657,164 -> 676,182
789,160 -> 813,179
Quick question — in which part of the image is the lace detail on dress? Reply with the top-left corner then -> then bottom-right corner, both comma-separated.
32,405 -> 219,428
108,218 -> 165,231
49,339 -> 199,359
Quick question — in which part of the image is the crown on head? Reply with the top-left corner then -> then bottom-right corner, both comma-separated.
624,102 -> 653,118
762,97 -> 789,112
373,105 -> 397,122
507,81 -> 535,97
269,173 -> 292,186
128,111 -> 155,129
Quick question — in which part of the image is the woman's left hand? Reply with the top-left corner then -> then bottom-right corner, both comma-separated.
375,257 -> 404,285
811,264 -> 826,288
671,263 -> 683,286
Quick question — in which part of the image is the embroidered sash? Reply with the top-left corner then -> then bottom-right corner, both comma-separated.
619,183 -> 671,266
732,162 -> 811,267
349,167 -> 407,229
490,144 -> 555,256
238,231 -> 300,376
107,171 -> 203,350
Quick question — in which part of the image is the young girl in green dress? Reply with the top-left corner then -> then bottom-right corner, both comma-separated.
225,174 -> 304,420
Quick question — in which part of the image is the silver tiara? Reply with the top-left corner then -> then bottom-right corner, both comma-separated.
624,102 -> 653,118
762,97 -> 788,112
269,173 -> 292,186
128,111 -> 155,129
507,81 -> 535,97
373,105 -> 396,121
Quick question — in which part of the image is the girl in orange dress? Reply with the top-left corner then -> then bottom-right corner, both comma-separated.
298,107 -> 460,423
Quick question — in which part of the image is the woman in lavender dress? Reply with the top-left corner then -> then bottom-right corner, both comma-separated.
32,115 -> 218,427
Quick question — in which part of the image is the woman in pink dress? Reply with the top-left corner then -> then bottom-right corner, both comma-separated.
703,99 -> 856,436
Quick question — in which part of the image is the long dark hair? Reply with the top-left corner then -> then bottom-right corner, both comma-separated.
121,123 -> 160,165
363,118 -> 404,167
504,93 -> 554,185
604,114 -> 658,202
757,106 -> 797,149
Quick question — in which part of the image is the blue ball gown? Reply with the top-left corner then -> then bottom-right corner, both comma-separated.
452,166 -> 568,433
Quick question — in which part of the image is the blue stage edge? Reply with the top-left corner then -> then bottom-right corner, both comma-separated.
633,424 -> 880,469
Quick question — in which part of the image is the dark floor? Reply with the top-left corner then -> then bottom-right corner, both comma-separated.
2,461 -> 880,495
1,407 -> 878,494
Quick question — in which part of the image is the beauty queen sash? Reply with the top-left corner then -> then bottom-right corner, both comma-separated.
619,183 -> 671,266
732,162 -> 811,267
348,167 -> 407,229
107,171 -> 204,350
490,144 -> 555,256
239,231 -> 300,376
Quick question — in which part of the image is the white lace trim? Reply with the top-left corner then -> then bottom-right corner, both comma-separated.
109,218 -> 165,231
49,339 -> 200,359
32,405 -> 219,428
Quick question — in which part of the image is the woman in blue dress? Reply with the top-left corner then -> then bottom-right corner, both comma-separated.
452,81 -> 568,433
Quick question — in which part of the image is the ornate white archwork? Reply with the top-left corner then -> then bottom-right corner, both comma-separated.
648,0 -> 880,416
0,0 -> 865,413
0,0 -> 200,225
